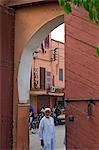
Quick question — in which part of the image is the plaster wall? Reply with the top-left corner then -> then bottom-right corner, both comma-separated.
31,39 -> 65,89
65,8 -> 99,99
51,39 -> 65,88
0,5 -> 14,149
64,8 -> 99,149
8,0 -> 57,5
0,0 -> 10,5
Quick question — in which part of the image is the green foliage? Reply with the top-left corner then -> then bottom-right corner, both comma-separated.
58,0 -> 99,24
58,0 -> 99,57
64,2 -> 72,14
96,46 -> 99,56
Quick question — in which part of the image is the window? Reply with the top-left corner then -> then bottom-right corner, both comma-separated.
40,67 -> 45,89
45,71 -> 51,89
59,68 -> 63,81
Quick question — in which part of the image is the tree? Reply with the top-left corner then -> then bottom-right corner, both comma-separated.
58,0 -> 99,56
58,0 -> 99,23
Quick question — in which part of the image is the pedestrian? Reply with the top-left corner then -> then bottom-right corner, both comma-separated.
64,133 -> 66,147
29,105 -> 35,114
29,106 -> 35,133
40,105 -> 45,113
52,106 -> 57,125
39,107 -> 56,150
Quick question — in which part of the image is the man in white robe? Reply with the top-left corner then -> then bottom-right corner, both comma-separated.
39,108 -> 55,150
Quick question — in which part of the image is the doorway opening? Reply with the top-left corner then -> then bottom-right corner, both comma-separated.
18,15 -> 65,149
29,24 -> 65,150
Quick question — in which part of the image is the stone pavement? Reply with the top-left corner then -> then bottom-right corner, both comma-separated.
29,125 -> 66,150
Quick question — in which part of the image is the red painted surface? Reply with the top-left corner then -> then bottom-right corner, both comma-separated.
65,8 -> 99,99
17,105 -> 29,150
7,0 -> 57,8
64,8 -> 99,149
0,5 -> 14,149
65,102 -> 99,149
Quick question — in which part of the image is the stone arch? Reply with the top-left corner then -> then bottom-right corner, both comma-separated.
12,2 -> 99,149
18,15 -> 64,103
14,4 -> 64,149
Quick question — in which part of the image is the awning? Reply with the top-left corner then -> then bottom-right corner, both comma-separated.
30,90 -> 64,96
30,90 -> 47,95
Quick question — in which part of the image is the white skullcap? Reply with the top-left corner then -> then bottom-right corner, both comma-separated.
44,108 -> 51,112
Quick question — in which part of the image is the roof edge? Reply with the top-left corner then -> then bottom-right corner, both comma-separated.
7,0 -> 57,9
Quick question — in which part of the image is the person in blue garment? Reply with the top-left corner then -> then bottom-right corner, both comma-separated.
29,106 -> 35,131
29,106 -> 35,114
39,107 -> 56,150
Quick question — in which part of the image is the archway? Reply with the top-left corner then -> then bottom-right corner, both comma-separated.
14,3 -> 64,149
18,15 -> 64,103
18,16 -> 64,149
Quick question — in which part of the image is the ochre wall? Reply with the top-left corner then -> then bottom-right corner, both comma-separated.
8,0 -> 57,6
17,104 -> 29,150
31,39 -> 65,89
0,0 -> 10,5
51,40 -> 65,88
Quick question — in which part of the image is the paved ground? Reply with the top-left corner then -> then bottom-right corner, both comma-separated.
29,125 -> 65,150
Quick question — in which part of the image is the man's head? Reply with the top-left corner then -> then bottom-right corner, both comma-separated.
44,108 -> 51,118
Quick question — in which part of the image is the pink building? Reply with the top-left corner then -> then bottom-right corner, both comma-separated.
30,35 -> 65,112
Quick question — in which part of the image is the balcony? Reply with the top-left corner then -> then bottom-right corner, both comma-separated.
30,88 -> 47,96
47,86 -> 64,96
30,86 -> 64,96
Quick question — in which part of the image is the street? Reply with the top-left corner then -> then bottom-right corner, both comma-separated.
29,125 -> 65,150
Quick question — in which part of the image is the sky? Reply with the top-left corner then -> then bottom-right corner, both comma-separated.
51,23 -> 64,43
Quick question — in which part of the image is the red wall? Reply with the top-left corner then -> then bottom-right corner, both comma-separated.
64,8 -> 99,99
0,5 -> 14,149
65,101 -> 99,149
64,8 -> 99,149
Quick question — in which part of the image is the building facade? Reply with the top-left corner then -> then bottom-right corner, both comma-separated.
30,35 -> 65,113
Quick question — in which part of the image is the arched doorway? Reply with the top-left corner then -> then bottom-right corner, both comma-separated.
14,3 -> 64,149
18,15 -> 64,103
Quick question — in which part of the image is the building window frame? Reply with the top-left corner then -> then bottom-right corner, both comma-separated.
59,68 -> 63,81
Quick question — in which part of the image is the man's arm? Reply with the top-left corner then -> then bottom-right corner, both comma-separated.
39,118 -> 44,146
